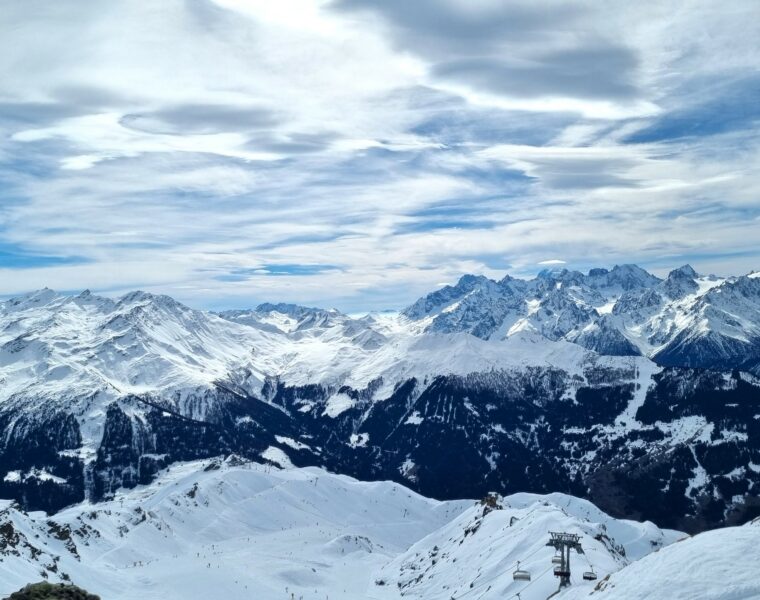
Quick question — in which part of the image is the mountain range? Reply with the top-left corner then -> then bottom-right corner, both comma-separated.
1,264 -> 759,532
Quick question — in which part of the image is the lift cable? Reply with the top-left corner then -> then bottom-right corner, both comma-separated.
450,543 -> 550,600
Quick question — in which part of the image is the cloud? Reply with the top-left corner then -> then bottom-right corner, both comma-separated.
431,45 -> 639,102
333,0 -> 588,54
332,0 -> 644,113
119,105 -> 281,136
0,0 -> 759,311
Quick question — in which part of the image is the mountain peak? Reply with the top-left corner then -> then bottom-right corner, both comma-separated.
668,264 -> 699,279
611,263 -> 647,274
455,273 -> 491,287
115,290 -> 190,316
536,266 -> 569,279
3,287 -> 61,310
584,263 -> 661,292
661,265 -> 700,300
119,290 -> 154,303
256,301 -> 317,314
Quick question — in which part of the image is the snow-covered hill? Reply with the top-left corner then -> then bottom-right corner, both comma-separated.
566,519 -> 760,600
0,458 -> 681,600
374,491 -> 680,600
1,458 -> 755,600
0,265 -> 759,533
0,457 -> 469,599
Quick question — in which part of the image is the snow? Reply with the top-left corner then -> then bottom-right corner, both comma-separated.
399,458 -> 418,482
0,274 -> 757,598
614,360 -> 661,428
323,393 -> 355,418
2,468 -> 66,484
348,433 -> 369,448
404,411 -> 424,425
567,522 -> 760,600
658,416 -> 715,445
260,446 -> 294,468
2,269 -> 757,466
373,491 -> 682,600
254,311 -> 300,333
685,447 -> 710,498
0,458 -> 755,600
596,300 -> 617,315
3,471 -> 21,483
275,435 -> 311,451
0,282 -> 643,414
720,429 -> 748,443
0,459 -> 470,600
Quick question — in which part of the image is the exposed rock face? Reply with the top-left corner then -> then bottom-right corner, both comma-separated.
4,582 -> 100,600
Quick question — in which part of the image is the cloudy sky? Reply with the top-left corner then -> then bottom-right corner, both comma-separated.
1,0 -> 759,311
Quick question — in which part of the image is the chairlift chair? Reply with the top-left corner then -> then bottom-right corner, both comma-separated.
552,556 -> 563,565
583,571 -> 598,581
513,561 -> 531,582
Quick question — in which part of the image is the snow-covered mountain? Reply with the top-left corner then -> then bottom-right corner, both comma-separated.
0,457 -> 755,600
1,265 -> 759,534
374,490 -> 679,600
404,264 -> 760,373
0,457 -> 469,599
0,458 -> 671,600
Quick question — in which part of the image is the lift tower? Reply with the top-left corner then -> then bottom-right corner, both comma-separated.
546,532 -> 584,588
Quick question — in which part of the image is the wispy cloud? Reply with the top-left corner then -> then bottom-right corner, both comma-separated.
0,0 -> 758,310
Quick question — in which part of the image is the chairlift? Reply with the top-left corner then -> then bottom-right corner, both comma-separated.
513,561 -> 531,582
552,556 -> 563,565
554,568 -> 570,577
583,571 -> 598,581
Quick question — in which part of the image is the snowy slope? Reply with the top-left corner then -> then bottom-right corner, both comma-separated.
0,458 -> 470,600
373,492 -> 681,600
0,288 -> 277,414
0,458 -> 690,600
564,519 -> 760,600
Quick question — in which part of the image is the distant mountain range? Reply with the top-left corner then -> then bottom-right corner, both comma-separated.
405,264 -> 760,372
1,264 -> 759,532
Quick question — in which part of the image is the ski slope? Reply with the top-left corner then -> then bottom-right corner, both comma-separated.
0,457 -> 729,600
0,457 -> 469,600
373,492 -> 681,600
563,519 -> 760,600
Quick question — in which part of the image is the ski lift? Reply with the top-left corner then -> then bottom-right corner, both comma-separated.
552,555 -> 563,565
583,571 -> 598,581
554,568 -> 570,577
513,561 -> 531,582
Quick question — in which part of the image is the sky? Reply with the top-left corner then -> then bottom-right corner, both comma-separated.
0,0 -> 759,311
